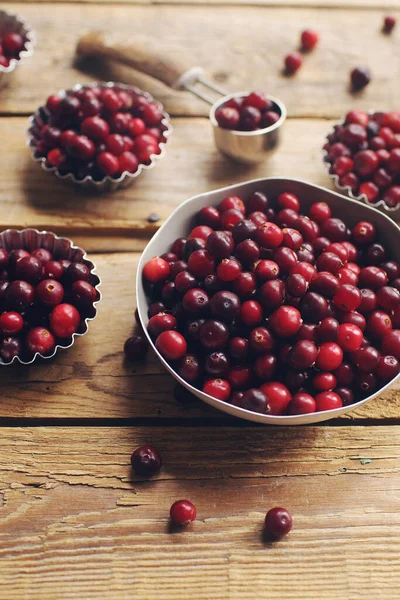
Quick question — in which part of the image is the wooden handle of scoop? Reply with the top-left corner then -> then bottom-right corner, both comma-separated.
77,31 -> 194,89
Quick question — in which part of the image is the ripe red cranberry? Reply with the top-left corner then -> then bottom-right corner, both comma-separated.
315,391 -> 343,411
215,106 -> 240,130
197,206 -> 221,229
143,257 -> 170,284
240,388 -> 269,413
14,256 -> 42,283
286,273 -> 308,297
288,340 -> 317,369
383,186 -> 400,208
318,317 -> 339,342
26,327 -> 56,355
316,342 -> 343,371
274,247 -> 298,274
228,337 -> 249,361
339,311 -> 366,331
334,362 -> 355,385
383,16 -> 396,33
350,67 -> 371,91
0,311 -> 23,335
301,292 -> 328,323
377,286 -> 400,311
178,354 -> 201,383
232,272 -> 256,297
255,260 -> 280,282
358,266 -> 388,289
382,330 -> 400,359
49,303 -> 80,338
260,382 -> 291,415
268,306 -> 301,338
301,29 -> 319,51
210,291 -> 240,321
352,221 -> 376,245
96,152 -> 119,176
0,335 -> 21,362
220,196 -> 246,214
36,279 -> 64,306
239,106 -> 261,130
66,263 -> 90,283
131,444 -> 162,476
156,330 -> 187,360
254,353 -> 277,381
310,272 -> 339,298
309,202 -> 331,224
235,239 -> 260,264
367,310 -> 392,339
334,156 -> 354,176
249,327 -> 275,353
205,351 -> 229,377
264,507 -> 293,538
259,280 -> 285,310
170,499 -> 196,525
206,231 -> 234,259
333,284 -> 362,312
71,280 -> 97,308
288,393 -> 316,415
189,225 -> 213,241
43,260 -> 63,280
351,345 -> 380,372
217,258 -> 242,282
67,135 -> 95,162
239,300 -> 262,327
148,313 -> 177,337
117,151 -> 139,175
199,320 -> 229,350
2,32 -> 24,56
6,280 -> 34,311
203,378 -> 231,400
312,372 -> 337,392
182,288 -> 209,314
337,323 -> 363,352
256,222 -> 283,249
284,52 -> 302,74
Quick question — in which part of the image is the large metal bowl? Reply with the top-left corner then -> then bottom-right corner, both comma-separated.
137,178 -> 400,425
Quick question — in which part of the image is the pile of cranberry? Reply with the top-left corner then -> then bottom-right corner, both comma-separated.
0,245 -> 99,363
324,110 -> 400,209
0,32 -> 26,68
31,85 -> 168,182
142,189 -> 400,416
214,92 -> 281,132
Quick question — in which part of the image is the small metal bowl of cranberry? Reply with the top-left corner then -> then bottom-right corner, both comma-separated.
0,9 -> 35,76
27,82 -> 172,192
0,228 -> 101,365
137,177 -> 400,425
209,91 -> 286,164
323,110 -> 400,219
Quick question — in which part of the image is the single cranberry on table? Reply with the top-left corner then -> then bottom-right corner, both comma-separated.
131,444 -> 162,476
284,52 -> 302,75
124,335 -> 149,361
264,507 -> 293,539
170,500 -> 197,526
383,16 -> 396,33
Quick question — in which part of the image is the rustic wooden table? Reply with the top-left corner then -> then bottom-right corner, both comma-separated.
1,1 -> 400,598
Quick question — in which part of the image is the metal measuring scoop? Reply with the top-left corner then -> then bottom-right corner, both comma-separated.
77,31 -> 287,164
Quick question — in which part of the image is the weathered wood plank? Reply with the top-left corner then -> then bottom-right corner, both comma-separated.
0,251 -> 398,422
0,116 -> 341,252
0,426 -> 399,599
4,0 -> 400,6
0,4 -> 399,117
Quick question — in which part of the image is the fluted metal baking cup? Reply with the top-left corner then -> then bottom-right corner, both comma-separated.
0,9 -> 35,75
27,82 -> 172,192
0,228 -> 101,365
322,111 -> 400,219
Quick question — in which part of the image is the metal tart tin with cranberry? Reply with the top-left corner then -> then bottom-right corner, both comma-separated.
0,9 -> 35,76
0,228 -> 101,365
27,82 -> 172,192
209,92 -> 286,164
323,111 -> 400,219
136,177 -> 400,426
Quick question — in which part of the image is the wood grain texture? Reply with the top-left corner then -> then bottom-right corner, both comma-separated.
0,251 -> 398,423
0,116 -> 340,251
0,4 -> 399,117
0,425 -> 399,599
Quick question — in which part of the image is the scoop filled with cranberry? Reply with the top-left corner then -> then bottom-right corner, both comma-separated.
0,229 -> 100,364
323,110 -> 400,211
210,92 -> 286,163
139,181 -> 400,423
28,83 -> 171,191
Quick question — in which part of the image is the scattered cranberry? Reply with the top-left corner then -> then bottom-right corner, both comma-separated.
264,507 -> 293,538
350,67 -> 371,91
284,52 -> 302,75
124,335 -> 149,361
170,499 -> 196,525
383,16 -> 396,34
131,444 -> 162,476
301,29 -> 319,51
